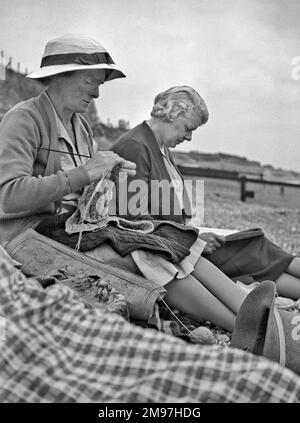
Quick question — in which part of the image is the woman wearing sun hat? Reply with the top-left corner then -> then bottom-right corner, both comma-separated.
0,34 -> 138,273
0,34 -> 249,332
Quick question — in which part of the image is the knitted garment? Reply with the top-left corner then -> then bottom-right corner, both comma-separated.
65,178 -> 154,235
34,176 -> 198,263
36,211 -> 199,263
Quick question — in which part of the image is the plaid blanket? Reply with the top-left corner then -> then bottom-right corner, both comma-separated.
1,256 -> 300,403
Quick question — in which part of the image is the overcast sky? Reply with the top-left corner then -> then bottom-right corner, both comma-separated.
1,0 -> 300,172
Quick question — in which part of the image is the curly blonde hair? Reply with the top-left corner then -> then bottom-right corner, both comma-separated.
151,86 -> 209,124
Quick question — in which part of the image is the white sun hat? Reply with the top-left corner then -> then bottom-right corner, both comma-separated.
26,34 -> 126,82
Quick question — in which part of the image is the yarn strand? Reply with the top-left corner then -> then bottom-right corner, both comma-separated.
158,294 -> 208,343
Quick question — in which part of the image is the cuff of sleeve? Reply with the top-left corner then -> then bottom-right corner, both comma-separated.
65,166 -> 90,192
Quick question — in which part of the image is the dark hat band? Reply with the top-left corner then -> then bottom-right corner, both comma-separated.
41,52 -> 115,68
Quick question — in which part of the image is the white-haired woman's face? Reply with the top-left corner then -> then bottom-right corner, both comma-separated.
161,112 -> 202,148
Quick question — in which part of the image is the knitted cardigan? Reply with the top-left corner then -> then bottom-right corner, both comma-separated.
0,91 -> 91,246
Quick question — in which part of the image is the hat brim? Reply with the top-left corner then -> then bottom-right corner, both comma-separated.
26,63 -> 126,82
231,281 -> 276,355
232,280 -> 300,375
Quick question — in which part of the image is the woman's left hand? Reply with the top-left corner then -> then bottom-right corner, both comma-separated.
110,157 -> 136,181
118,159 -> 137,175
110,159 -> 136,181
199,232 -> 226,254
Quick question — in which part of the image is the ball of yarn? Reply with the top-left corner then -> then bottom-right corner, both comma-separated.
189,326 -> 216,345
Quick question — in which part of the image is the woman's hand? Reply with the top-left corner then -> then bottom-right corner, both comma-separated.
84,151 -> 136,182
199,232 -> 226,255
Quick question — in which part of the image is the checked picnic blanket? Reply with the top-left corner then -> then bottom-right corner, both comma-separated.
1,256 -> 300,402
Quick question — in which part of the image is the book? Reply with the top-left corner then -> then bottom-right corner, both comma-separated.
225,227 -> 264,242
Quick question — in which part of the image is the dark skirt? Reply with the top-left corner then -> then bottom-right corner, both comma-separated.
205,236 -> 295,282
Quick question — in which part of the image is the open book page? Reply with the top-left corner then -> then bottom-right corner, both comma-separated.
195,226 -> 238,237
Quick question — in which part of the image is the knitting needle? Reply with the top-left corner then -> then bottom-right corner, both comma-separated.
34,147 -> 131,169
35,147 -> 91,159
